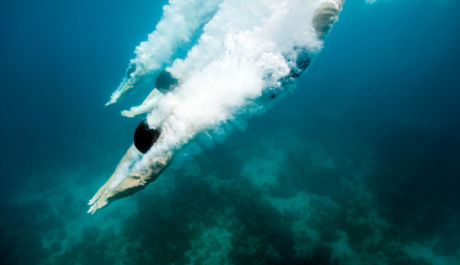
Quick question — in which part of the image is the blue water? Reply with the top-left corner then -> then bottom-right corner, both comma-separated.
1,0 -> 459,264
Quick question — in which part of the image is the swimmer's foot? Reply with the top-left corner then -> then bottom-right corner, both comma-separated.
312,0 -> 344,39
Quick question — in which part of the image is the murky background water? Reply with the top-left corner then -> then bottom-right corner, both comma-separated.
1,0 -> 459,264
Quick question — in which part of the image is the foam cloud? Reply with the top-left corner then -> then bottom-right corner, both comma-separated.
88,0 -> 344,213
105,0 -> 221,106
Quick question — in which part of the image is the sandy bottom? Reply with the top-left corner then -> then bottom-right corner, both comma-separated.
1,123 -> 459,265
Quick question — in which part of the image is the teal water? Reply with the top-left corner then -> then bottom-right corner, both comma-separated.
1,0 -> 460,264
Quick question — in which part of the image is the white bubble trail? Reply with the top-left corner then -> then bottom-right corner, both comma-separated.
105,0 -> 222,106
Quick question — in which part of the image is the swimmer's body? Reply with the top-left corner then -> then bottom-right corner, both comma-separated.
88,0 -> 344,214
